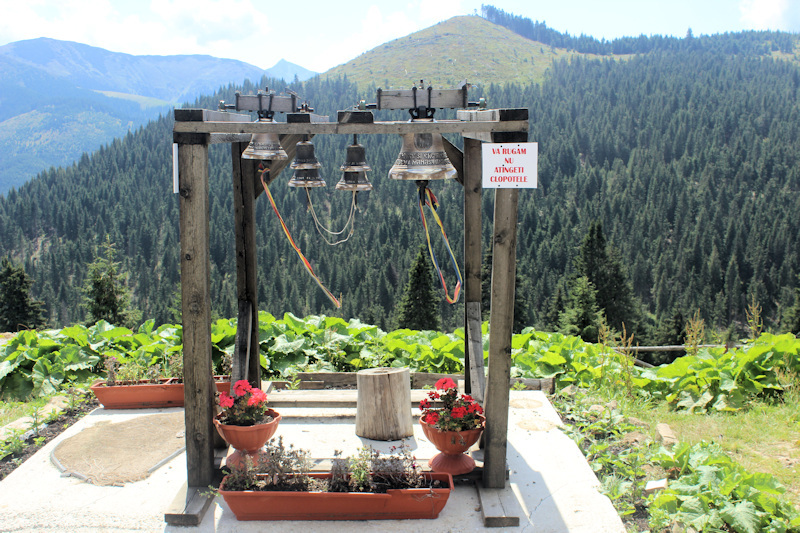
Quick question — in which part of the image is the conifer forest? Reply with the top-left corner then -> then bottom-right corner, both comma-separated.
1,19 -> 799,351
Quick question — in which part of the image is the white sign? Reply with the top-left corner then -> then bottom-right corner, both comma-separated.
481,142 -> 538,189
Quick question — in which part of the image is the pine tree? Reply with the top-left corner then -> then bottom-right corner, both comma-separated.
0,257 -> 44,332
574,221 -> 639,335
81,237 -> 141,328
558,276 -> 604,342
395,245 -> 440,331
785,276 -> 800,335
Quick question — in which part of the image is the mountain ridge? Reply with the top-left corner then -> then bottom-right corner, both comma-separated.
0,37 -> 318,192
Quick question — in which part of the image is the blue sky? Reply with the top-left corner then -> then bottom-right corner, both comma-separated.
0,0 -> 798,72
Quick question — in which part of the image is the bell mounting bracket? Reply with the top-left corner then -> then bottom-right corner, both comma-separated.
365,80 -> 485,116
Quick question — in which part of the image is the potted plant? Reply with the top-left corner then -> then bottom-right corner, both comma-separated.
90,352 -> 231,409
217,438 -> 453,521
214,380 -> 281,467
418,377 -> 485,475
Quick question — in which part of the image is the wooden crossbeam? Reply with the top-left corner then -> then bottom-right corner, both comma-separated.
173,119 -> 528,136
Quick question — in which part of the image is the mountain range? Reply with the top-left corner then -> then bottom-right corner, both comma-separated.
1,8 -> 799,347
0,37 -> 316,192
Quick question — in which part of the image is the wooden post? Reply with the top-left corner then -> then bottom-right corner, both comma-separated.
176,132 -> 216,488
463,137 -> 485,402
231,144 -> 261,388
482,188 -> 519,488
355,368 -> 413,441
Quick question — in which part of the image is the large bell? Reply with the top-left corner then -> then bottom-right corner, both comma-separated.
389,120 -> 457,181
291,139 -> 321,170
335,171 -> 372,192
288,168 -> 326,188
242,118 -> 288,160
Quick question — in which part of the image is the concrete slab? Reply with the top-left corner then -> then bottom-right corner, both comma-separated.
0,391 -> 625,532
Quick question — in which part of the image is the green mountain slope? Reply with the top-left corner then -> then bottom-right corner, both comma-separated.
321,15 -> 595,88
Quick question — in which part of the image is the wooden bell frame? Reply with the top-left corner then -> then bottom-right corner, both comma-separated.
169,88 -> 528,524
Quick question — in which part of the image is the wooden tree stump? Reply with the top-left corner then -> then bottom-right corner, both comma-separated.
355,368 -> 413,441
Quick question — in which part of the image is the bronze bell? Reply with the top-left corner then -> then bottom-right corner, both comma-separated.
242,118 -> 288,160
340,139 -> 371,172
291,139 -> 321,170
335,171 -> 372,192
388,120 -> 456,181
288,168 -> 326,188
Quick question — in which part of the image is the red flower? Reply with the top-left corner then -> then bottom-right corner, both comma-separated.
248,388 -> 267,406
424,412 -> 440,425
435,377 -> 457,390
419,399 -> 430,410
233,379 -> 251,397
451,406 -> 467,419
463,394 -> 473,402
218,391 -> 234,409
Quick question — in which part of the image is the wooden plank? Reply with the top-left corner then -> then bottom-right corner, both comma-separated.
511,377 -> 554,393
376,88 -> 468,110
458,108 -> 530,143
287,113 -> 330,123
457,108 -> 529,122
337,110 -> 374,124
466,303 -> 486,403
178,140 -> 216,488
164,484 -> 216,526
475,481 -> 521,527
231,143 -> 261,386
483,188 -> 520,489
296,372 -> 357,387
298,381 -> 326,390
463,137 -> 483,397
173,119 -> 529,136
441,136 -> 464,185
174,108 -> 251,122
231,301 -> 251,386
232,93 -> 299,114
210,133 -> 251,144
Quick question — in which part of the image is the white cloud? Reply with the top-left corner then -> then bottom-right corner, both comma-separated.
739,0 -> 800,31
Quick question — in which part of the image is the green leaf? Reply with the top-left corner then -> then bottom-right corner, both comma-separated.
720,500 -> 759,533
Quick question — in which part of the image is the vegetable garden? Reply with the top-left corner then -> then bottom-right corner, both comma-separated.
1,312 -> 799,531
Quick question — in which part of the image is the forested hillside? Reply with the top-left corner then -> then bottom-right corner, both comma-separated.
1,16 -> 799,343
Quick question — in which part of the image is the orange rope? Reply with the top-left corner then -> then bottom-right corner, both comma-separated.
259,166 -> 341,308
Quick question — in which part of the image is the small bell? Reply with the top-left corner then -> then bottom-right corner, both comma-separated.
335,171 -> 372,192
388,119 -> 456,180
242,118 -> 287,160
340,136 -> 371,172
291,139 -> 321,170
288,168 -> 326,188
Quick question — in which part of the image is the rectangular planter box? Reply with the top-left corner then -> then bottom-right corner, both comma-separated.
218,472 -> 453,521
91,378 -> 231,409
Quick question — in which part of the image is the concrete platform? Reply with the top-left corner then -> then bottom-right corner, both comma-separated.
0,391 -> 624,532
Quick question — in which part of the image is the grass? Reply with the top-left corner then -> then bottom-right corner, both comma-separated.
634,390 -> 800,509
320,16 -> 616,90
0,396 -> 57,427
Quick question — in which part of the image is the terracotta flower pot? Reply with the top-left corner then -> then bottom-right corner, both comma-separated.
214,409 -> 282,467
91,377 -> 231,409
420,417 -> 484,475
218,472 -> 453,521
